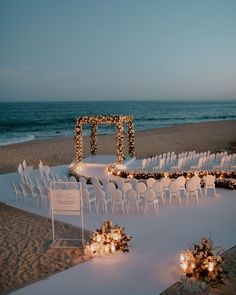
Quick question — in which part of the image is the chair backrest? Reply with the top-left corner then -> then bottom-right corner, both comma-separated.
18,163 -> 23,174
205,175 -> 215,186
106,182 -> 116,193
79,176 -> 86,184
100,178 -> 110,186
186,179 -> 197,192
129,178 -> 138,189
96,189 -> 106,201
39,160 -> 43,170
146,178 -> 156,188
22,160 -> 27,169
152,181 -> 163,193
191,175 -> 201,186
82,188 -> 90,202
126,189 -> 138,201
160,177 -> 171,189
69,176 -> 77,182
176,176 -> 186,187
169,181 -> 178,193
136,182 -> 146,194
91,177 -> 100,186
144,188 -> 155,201
24,183 -> 33,194
142,159 -> 147,169
123,182 -> 132,193
116,178 -> 125,190
111,189 -> 123,201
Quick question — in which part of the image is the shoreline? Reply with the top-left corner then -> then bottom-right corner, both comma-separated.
0,119 -> 235,174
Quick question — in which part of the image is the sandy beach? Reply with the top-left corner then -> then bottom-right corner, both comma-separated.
0,203 -> 90,294
0,120 -> 235,174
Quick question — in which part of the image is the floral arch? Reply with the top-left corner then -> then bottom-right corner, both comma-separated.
74,115 -> 135,164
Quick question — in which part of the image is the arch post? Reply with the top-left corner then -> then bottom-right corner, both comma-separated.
128,121 -> 135,157
90,124 -> 97,155
116,123 -> 125,164
75,122 -> 83,162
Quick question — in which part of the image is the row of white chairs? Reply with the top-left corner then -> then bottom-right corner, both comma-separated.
140,151 -> 236,172
78,174 -> 217,215
14,160 -> 78,207
13,161 -> 217,214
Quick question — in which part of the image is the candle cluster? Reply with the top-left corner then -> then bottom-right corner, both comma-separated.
180,237 -> 225,287
84,221 -> 132,256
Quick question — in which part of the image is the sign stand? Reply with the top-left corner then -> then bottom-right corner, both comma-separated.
50,182 -> 84,248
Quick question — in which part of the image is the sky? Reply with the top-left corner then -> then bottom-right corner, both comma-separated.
0,0 -> 236,101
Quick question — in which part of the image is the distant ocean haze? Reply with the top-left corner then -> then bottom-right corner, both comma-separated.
0,100 -> 235,146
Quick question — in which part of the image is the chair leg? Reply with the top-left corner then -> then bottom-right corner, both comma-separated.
127,202 -> 129,214
196,192 -> 199,204
214,187 -> 217,196
154,202 -> 158,215
121,202 -> 124,214
178,194 -> 181,205
198,187 -> 203,198
136,202 -> 140,214
104,202 -> 108,214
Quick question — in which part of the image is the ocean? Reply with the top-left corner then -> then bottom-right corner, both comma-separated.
0,100 -> 235,146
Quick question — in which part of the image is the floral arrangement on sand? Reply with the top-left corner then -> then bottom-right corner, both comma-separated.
84,221 -> 132,256
180,237 -> 225,289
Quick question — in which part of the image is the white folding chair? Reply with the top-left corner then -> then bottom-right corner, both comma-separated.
126,189 -> 141,214
186,179 -> 199,204
111,189 -> 126,214
143,188 -> 159,215
146,177 -> 156,188
169,180 -> 181,205
96,189 -> 111,214
152,181 -> 166,205
204,175 -> 217,197
135,182 -> 146,200
82,187 -> 96,212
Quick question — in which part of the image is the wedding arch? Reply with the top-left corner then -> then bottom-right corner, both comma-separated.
74,115 -> 135,164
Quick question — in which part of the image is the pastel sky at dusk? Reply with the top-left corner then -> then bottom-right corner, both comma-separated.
0,0 -> 236,101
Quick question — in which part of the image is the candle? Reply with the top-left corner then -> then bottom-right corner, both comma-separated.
111,243 -> 116,253
180,262 -> 188,272
90,243 -> 96,253
104,245 -> 109,254
180,253 -> 185,262
208,262 -> 214,272
96,235 -> 102,242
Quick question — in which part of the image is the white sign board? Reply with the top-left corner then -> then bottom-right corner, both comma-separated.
51,189 -> 80,215
50,183 -> 84,248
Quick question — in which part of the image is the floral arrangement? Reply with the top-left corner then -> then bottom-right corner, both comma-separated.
180,237 -> 225,287
106,166 -> 236,190
84,221 -> 132,256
